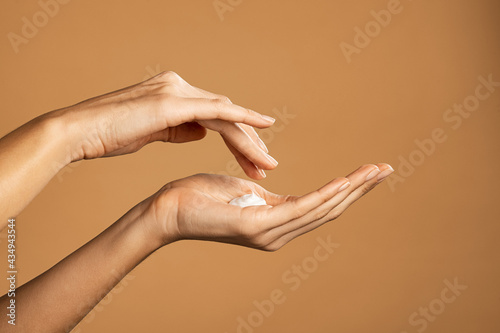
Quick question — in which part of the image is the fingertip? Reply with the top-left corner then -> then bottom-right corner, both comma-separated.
376,163 -> 393,172
325,177 -> 350,194
362,163 -> 380,172
365,167 -> 381,181
265,154 -> 279,168
317,177 -> 348,197
248,110 -> 275,129
337,178 -> 351,192
244,164 -> 266,181
254,153 -> 279,171
375,163 -> 394,182
350,164 -> 379,176
261,115 -> 276,124
189,123 -> 208,141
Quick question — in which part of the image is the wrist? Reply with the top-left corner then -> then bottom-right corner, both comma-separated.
116,200 -> 165,258
127,187 -> 185,253
143,188 -> 182,248
40,107 -> 85,164
26,109 -> 76,173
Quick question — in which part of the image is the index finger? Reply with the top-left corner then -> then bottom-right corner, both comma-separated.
175,97 -> 276,128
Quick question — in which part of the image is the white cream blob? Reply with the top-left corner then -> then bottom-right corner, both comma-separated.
229,193 -> 267,208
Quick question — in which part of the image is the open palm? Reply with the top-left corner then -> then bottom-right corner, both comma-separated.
150,163 -> 393,250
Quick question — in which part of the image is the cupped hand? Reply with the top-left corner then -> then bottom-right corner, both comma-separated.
56,71 -> 276,179
143,163 -> 393,251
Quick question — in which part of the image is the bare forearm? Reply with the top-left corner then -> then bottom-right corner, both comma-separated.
0,202 -> 161,332
0,111 -> 73,227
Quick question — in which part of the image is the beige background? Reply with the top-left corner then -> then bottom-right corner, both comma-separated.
1,0 -> 500,332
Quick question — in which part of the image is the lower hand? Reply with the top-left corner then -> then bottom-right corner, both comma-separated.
138,163 -> 393,251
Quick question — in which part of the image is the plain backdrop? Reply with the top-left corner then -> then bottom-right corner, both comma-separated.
1,0 -> 499,332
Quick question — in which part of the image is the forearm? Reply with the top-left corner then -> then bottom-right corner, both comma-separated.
0,111 -> 75,227
0,201 -> 161,332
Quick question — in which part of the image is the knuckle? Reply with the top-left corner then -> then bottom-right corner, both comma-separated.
311,208 -> 328,222
160,70 -> 180,80
218,95 -> 232,104
211,99 -> 229,117
213,98 -> 228,107
329,207 -> 343,220
244,108 -> 254,118
155,71 -> 183,86
318,191 -> 331,205
290,200 -> 306,219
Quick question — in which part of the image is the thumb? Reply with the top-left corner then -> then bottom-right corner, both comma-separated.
150,122 -> 207,143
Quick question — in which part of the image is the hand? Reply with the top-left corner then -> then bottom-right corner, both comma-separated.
55,71 -> 277,179
142,163 -> 393,251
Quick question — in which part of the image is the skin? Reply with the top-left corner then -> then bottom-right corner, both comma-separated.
0,72 -> 393,332
0,71 -> 277,225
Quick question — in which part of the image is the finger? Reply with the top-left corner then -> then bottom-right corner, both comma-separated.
169,97 -> 276,129
148,122 -> 207,143
264,176 -> 355,227
240,124 -> 268,153
192,86 -> 227,100
222,138 -> 266,180
203,119 -> 278,170
265,164 -> 393,249
263,164 -> 379,232
188,89 -> 269,155
323,163 -> 393,215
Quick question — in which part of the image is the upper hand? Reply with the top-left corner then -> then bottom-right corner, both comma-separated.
56,71 -> 277,179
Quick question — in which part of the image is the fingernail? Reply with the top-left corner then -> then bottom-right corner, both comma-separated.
376,166 -> 394,182
365,168 -> 380,181
258,168 -> 267,178
338,181 -> 351,192
262,115 -> 276,123
258,137 -> 269,153
266,154 -> 278,167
